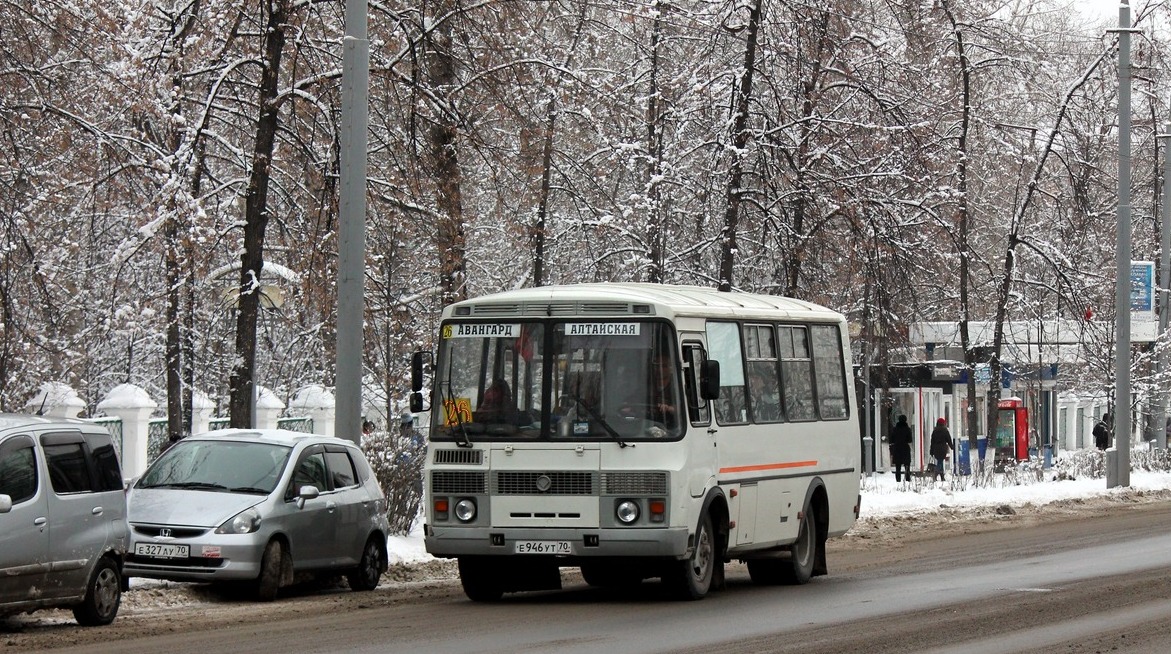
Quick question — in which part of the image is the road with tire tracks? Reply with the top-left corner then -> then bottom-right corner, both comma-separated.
6,497 -> 1171,654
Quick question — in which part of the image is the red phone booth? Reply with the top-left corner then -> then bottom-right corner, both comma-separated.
997,398 -> 1029,461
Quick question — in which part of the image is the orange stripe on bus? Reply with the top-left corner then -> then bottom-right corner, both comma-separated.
719,460 -> 818,474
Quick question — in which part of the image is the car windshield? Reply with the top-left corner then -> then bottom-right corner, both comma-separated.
430,320 -> 682,442
137,440 -> 293,494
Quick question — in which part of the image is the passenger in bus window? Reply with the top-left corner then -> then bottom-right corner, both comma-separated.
621,354 -> 679,429
649,355 -> 680,428
476,379 -> 517,424
749,368 -> 781,422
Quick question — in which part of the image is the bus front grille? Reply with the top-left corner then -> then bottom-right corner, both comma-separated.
494,471 -> 595,495
433,448 -> 484,465
602,471 -> 668,495
431,470 -> 487,494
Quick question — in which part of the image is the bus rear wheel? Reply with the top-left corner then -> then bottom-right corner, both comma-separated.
784,503 -> 818,584
664,512 -> 714,600
458,557 -> 504,602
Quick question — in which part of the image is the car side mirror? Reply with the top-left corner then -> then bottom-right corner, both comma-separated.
296,485 -> 320,509
701,360 -> 720,400
0,494 -> 11,514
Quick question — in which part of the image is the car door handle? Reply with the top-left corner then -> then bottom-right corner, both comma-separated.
326,501 -> 337,512
92,507 -> 104,516
34,517 -> 47,526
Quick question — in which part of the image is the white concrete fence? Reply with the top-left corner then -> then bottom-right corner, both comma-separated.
23,381 -> 360,479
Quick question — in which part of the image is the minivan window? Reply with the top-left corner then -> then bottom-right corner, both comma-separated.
0,438 -> 37,503
44,442 -> 94,494
89,434 -> 123,491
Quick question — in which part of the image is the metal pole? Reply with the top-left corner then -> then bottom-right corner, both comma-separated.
336,0 -> 369,443
864,341 -> 873,476
1112,3 -> 1132,487
1156,123 -> 1171,450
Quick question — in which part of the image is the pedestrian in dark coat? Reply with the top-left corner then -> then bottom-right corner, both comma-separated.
929,417 -> 954,481
889,415 -> 913,483
1093,413 -> 1111,451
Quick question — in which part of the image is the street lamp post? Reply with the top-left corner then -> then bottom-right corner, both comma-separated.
1109,3 -> 1134,487
1155,125 -> 1171,451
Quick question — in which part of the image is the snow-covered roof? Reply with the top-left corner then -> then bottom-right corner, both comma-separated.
445,283 -> 842,322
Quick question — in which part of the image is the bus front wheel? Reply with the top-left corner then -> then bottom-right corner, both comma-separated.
664,512 -> 714,600
458,557 -> 504,602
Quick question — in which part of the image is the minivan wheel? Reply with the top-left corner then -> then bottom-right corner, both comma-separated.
347,536 -> 386,591
256,540 -> 285,601
72,556 -> 121,626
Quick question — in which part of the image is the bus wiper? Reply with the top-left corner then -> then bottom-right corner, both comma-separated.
440,379 -> 473,448
564,394 -> 631,448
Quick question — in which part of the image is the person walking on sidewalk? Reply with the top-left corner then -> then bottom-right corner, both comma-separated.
930,417 -> 954,481
889,415 -> 913,483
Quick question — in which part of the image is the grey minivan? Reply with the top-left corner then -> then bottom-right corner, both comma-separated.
125,429 -> 390,600
0,414 -> 128,626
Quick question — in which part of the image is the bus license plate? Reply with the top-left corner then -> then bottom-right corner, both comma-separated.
514,540 -> 572,555
135,542 -> 190,559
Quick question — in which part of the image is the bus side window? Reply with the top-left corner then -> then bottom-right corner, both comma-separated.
682,343 -> 711,426
811,324 -> 850,419
779,326 -> 816,421
745,324 -> 782,423
705,322 -> 747,425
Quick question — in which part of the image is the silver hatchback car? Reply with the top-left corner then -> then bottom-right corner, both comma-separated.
0,415 -> 128,626
125,429 -> 389,600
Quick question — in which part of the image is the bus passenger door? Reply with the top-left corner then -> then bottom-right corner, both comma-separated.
682,341 -> 717,499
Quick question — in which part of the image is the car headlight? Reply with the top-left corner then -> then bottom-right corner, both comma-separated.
215,507 -> 262,534
616,500 -> 640,524
454,498 -> 477,522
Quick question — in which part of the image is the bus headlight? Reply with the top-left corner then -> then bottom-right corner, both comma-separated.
454,498 -> 477,522
616,500 -> 640,524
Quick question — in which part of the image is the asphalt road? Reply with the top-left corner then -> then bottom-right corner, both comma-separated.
7,498 -> 1171,654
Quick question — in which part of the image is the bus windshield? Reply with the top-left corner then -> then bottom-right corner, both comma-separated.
430,320 -> 682,442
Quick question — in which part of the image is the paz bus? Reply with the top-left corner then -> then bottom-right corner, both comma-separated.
410,283 -> 861,601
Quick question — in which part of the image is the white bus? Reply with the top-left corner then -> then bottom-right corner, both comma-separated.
410,283 -> 860,601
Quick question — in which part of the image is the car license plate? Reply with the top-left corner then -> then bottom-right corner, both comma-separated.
514,540 -> 572,555
135,542 -> 190,559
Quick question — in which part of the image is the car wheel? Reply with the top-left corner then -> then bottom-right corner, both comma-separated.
256,540 -> 286,602
347,536 -> 386,592
72,556 -> 121,626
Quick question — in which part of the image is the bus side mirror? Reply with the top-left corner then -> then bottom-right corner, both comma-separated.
700,360 -> 720,400
410,392 -> 425,413
411,351 -> 432,392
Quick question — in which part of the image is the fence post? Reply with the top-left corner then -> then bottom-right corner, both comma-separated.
254,385 -> 285,430
290,384 -> 336,436
97,384 -> 158,479
23,382 -> 86,418
191,390 -> 214,435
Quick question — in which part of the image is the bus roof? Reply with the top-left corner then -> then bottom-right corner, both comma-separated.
444,283 -> 844,323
